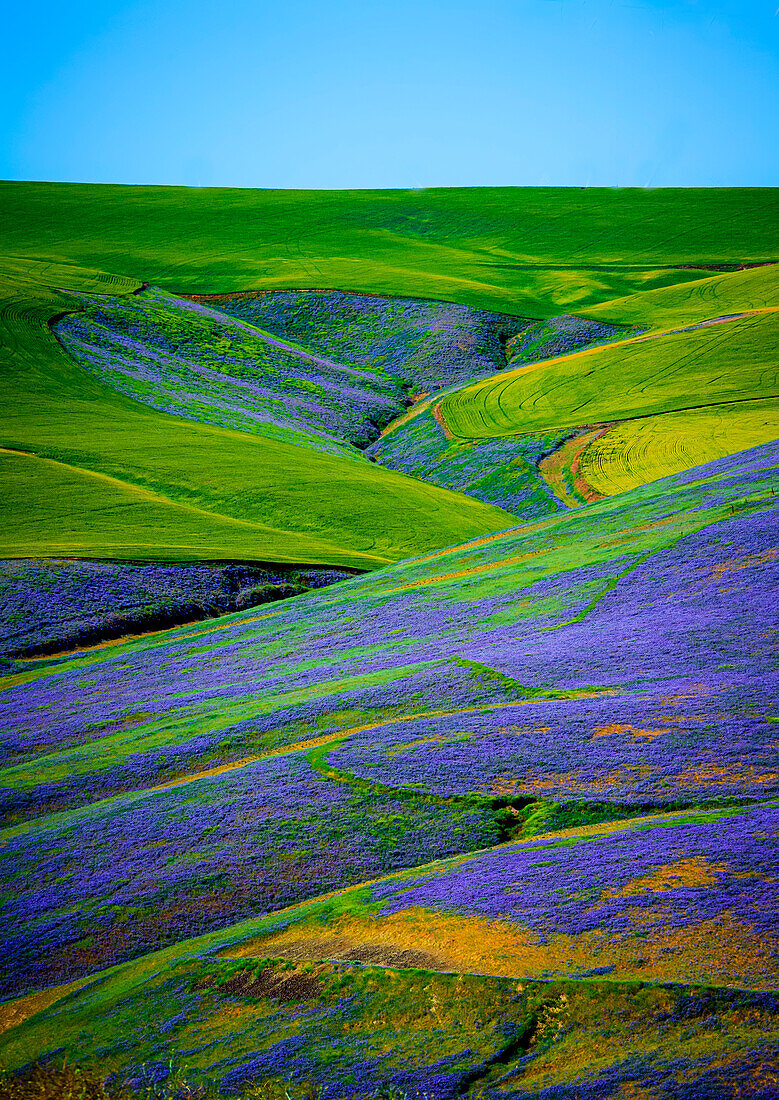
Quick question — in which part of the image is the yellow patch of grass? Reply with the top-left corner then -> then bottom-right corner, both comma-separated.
219,904 -> 777,989
0,977 -> 91,1036
490,764 -> 656,797
579,399 -> 779,497
601,857 -> 729,898
672,760 -> 779,789
591,723 -> 669,741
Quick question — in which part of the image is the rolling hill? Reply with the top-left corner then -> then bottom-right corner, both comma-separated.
1,183 -> 777,1099
0,258 -> 518,567
374,262 -> 778,507
2,185 -> 776,570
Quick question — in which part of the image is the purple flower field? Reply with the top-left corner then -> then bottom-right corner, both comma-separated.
0,559 -> 353,658
206,289 -> 533,390
0,440 -> 774,1016
2,260 -> 778,1096
367,411 -> 571,516
2,442 -> 776,822
57,288 -> 407,453
369,802 -> 778,951
327,677 -> 778,803
56,288 -> 533,460
504,314 -> 634,365
0,749 -> 501,997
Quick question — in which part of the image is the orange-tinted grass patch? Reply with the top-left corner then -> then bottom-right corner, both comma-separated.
382,549 -> 547,593
601,857 -> 729,898
591,723 -> 669,741
148,730 -> 355,795
431,400 -> 456,440
220,905 -> 777,989
673,759 -> 779,789
630,514 -> 685,534
491,764 -> 656,797
398,517 -> 556,570
656,683 -> 712,705
538,428 -> 609,508
708,547 -> 779,580
379,395 -> 437,437
0,976 -> 91,1036
19,628 -> 186,660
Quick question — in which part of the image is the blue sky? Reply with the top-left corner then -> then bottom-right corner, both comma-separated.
2,0 -> 777,188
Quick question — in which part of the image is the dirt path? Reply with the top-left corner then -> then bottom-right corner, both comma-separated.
538,428 -> 611,507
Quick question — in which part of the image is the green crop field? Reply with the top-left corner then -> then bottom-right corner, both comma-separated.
428,261 -> 779,502
3,183 -> 777,313
442,310 -> 779,439
578,399 -> 779,496
0,256 -> 516,567
585,258 -> 779,329
2,184 -> 777,566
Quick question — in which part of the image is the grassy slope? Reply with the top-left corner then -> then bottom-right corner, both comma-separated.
3,441 -> 775,806
0,445 -> 774,1011
4,184 -> 776,314
579,398 -> 779,497
0,805 -> 776,1097
443,310 -> 779,440
3,969 -> 776,1100
436,262 -> 779,494
0,258 -> 516,566
583,259 -> 779,330
2,184 -> 776,564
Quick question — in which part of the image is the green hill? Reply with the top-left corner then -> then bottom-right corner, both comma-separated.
1,182 -> 778,1099
2,182 -> 776,313
583,259 -> 779,330
443,310 -> 779,439
1,804 -> 775,1097
2,184 -> 776,566
432,263 -> 779,497
0,257 -> 516,567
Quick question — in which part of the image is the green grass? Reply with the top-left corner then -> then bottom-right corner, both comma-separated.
0,434 -> 513,568
2,185 -> 777,565
0,804 -> 775,1097
0,258 -> 516,567
2,184 -> 776,315
578,399 -> 779,496
441,311 -> 779,440
584,259 -> 779,330
4,960 -> 775,1100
